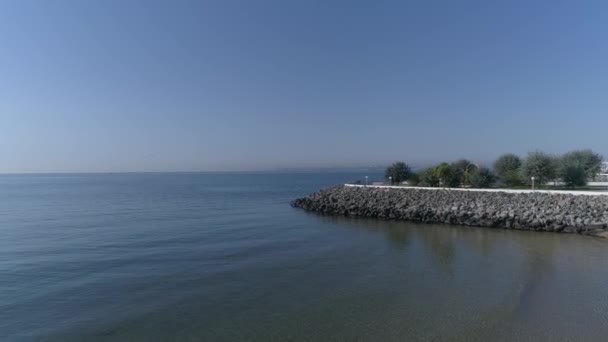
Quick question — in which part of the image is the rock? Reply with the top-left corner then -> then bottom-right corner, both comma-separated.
291,185 -> 608,236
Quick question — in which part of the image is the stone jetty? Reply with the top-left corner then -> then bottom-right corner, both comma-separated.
292,185 -> 608,236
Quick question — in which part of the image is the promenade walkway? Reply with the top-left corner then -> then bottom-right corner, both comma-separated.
346,184 -> 608,196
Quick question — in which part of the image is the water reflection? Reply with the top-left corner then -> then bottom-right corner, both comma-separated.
317,214 -> 563,269
311,213 -> 608,340
415,225 -> 457,271
318,215 -> 413,250
318,215 -> 462,270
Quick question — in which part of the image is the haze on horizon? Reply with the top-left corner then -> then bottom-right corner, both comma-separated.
1,0 -> 607,173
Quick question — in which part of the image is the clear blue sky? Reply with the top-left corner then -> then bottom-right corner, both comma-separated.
1,0 -> 607,172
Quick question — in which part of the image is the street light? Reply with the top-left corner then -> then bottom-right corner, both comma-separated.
531,176 -> 535,191
389,176 -> 392,186
365,176 -> 368,186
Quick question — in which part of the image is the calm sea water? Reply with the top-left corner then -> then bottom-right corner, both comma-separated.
1,172 -> 608,341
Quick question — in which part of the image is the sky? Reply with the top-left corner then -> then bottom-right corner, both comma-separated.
1,0 -> 607,173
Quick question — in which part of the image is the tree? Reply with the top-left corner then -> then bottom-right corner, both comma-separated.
451,159 -> 478,185
494,153 -> 523,187
419,167 -> 439,187
558,150 -> 603,187
434,163 -> 460,187
407,173 -> 421,186
469,167 -> 497,188
384,162 -> 412,184
521,151 -> 558,187
559,160 -> 586,187
563,150 -> 602,179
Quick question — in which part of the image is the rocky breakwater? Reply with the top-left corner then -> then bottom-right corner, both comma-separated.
292,185 -> 608,236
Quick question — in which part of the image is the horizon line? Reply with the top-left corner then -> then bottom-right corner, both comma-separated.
0,168 -> 389,176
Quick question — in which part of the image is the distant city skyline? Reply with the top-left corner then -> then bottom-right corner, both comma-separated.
1,1 -> 607,173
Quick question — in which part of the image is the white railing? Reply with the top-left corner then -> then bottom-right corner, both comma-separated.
345,184 -> 608,196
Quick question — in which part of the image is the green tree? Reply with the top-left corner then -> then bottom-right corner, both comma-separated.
493,153 -> 523,187
521,151 -> 558,187
419,167 -> 439,187
559,160 -> 586,187
407,173 -> 421,186
558,150 -> 603,187
434,163 -> 460,187
469,167 -> 497,188
564,150 -> 602,178
451,159 -> 478,185
384,162 -> 412,184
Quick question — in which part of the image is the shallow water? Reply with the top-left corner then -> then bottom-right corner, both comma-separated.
1,173 -> 607,341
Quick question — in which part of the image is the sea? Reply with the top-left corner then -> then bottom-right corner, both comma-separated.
1,172 -> 608,341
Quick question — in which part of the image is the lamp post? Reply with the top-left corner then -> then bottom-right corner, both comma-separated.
365,176 -> 368,186
389,176 -> 392,186
531,176 -> 535,191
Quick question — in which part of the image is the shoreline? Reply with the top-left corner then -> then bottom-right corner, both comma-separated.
292,185 -> 608,238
